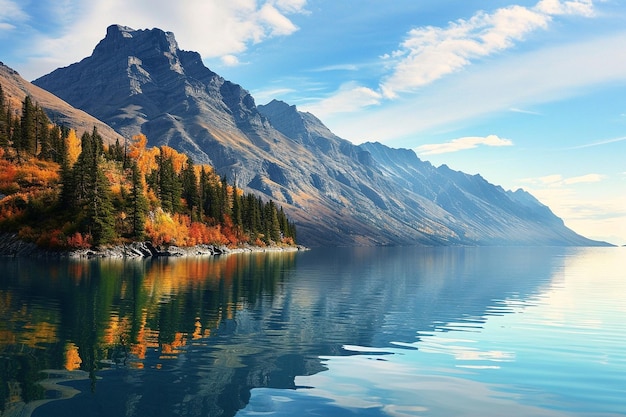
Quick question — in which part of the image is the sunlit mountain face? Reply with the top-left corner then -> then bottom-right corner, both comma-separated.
31,25 -> 608,247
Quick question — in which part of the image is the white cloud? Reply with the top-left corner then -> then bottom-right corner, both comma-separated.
325,30 -> 626,144
509,107 -> 541,115
221,55 -> 240,67
380,0 -> 596,98
299,82 -> 382,117
16,0 -> 307,80
415,135 -> 513,156
535,0 -> 594,16
310,64 -> 359,72
520,173 -> 605,187
0,0 -> 27,22
571,136 -> 626,149
520,179 -> 626,244
272,0 -> 308,14
564,173 -> 605,184
251,87 -> 297,104
258,3 -> 298,37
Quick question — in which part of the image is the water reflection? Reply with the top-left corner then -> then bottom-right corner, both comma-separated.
0,253 -> 297,416
1,247 -> 623,417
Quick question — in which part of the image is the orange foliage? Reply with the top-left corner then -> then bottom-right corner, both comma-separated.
36,229 -> 64,249
128,134 -> 159,177
0,158 -> 59,191
66,232 -> 92,249
145,209 -> 229,247
159,146 -> 188,174
145,209 -> 187,246
0,161 -> 18,193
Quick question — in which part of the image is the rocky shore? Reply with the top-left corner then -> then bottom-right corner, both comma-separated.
0,233 -> 307,259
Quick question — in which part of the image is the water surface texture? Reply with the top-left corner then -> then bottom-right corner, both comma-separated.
0,247 -> 624,416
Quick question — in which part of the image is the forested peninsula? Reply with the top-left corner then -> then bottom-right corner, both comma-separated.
0,86 -> 299,257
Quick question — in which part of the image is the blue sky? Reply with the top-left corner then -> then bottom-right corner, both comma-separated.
1,0 -> 625,244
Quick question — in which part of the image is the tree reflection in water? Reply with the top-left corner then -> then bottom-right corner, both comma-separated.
0,252 -> 296,416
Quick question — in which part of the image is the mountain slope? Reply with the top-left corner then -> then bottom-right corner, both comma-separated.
32,25 -> 607,247
0,62 -> 123,145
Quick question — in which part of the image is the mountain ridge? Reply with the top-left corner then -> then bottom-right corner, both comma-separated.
31,24 -> 608,247
0,61 -> 123,145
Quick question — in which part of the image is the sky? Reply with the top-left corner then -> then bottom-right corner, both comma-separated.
1,0 -> 625,245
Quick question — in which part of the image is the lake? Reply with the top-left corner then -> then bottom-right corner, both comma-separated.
0,246 -> 624,417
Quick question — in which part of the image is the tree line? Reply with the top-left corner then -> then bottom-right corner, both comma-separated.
0,86 -> 297,249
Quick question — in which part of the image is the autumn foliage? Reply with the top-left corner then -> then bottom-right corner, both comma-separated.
0,86 -> 297,250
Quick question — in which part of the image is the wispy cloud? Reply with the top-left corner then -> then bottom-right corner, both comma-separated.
250,87 -> 298,104
220,55 -> 240,66
379,0 -> 595,98
564,173 -> 605,184
0,0 -> 28,30
310,64 -> 359,72
509,107 -> 542,115
415,135 -> 513,156
570,136 -> 626,149
320,30 -> 626,143
518,171 -> 625,244
300,82 -> 382,115
521,173 -> 605,187
298,0 -> 599,125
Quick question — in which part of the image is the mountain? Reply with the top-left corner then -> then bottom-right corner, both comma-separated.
0,62 -> 123,145
32,25 -> 607,247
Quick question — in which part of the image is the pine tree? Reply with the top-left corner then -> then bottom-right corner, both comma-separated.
88,165 -> 116,245
181,158 -> 199,219
73,131 -> 96,203
59,153 -> 76,210
128,161 -> 148,239
265,200 -> 281,243
199,167 -> 208,220
34,104 -> 50,158
17,95 -> 36,157
156,150 -> 182,213
0,84 -> 8,149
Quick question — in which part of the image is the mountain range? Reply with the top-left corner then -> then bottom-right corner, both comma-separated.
17,24 -> 606,247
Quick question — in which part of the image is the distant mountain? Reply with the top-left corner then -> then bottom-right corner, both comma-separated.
32,25 -> 608,247
0,62 -> 123,145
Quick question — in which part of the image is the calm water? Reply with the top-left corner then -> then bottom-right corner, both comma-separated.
0,247 -> 624,417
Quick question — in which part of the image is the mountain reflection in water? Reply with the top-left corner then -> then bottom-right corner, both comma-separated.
0,247 -> 624,417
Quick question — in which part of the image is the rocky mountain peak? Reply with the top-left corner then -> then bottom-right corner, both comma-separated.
31,26 -> 608,247
94,25 -> 179,58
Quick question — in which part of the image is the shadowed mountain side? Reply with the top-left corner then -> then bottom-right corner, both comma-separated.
0,62 -> 123,145
32,25 -> 608,247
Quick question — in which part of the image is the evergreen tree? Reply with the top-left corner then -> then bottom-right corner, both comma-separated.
0,84 -> 8,149
59,152 -> 76,210
34,104 -> 50,157
181,158 -> 199,219
156,150 -> 182,213
199,167 -> 208,220
265,200 -> 281,243
11,115 -> 21,161
73,131 -> 96,203
220,176 -> 231,222
232,187 -> 242,228
128,161 -> 148,239
106,138 -> 125,162
19,95 -> 36,155
87,165 -> 116,245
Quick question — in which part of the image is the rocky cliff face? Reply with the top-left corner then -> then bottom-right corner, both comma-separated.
33,25 -> 606,247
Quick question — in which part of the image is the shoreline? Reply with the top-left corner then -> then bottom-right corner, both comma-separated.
0,232 -> 308,259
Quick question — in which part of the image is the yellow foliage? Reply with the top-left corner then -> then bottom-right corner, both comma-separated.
66,129 -> 81,166
159,146 -> 188,174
